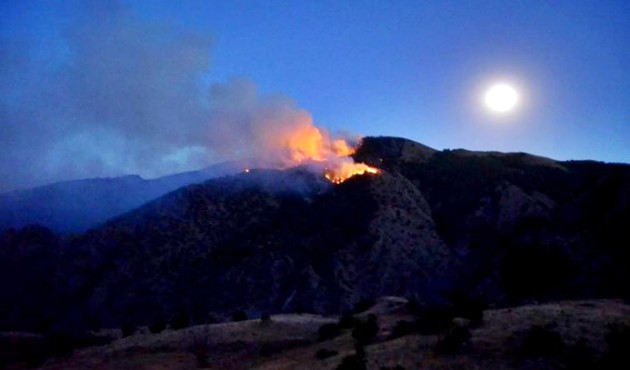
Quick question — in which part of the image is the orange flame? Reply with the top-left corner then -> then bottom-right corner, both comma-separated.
279,123 -> 379,184
324,162 -> 379,184
249,111 -> 379,183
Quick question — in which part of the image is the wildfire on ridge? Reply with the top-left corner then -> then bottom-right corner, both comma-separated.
281,123 -> 380,184
324,162 -> 379,184
243,116 -> 380,183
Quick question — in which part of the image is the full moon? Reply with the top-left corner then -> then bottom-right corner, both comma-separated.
484,83 -> 519,113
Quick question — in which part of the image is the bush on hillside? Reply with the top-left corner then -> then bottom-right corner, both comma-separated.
316,348 -> 339,360
414,307 -> 454,335
389,320 -> 418,339
352,314 -> 378,345
336,354 -> 366,370
170,313 -> 190,330
520,325 -> 565,358
232,311 -> 248,322
406,297 -> 421,315
339,312 -> 359,329
149,317 -> 166,333
434,326 -> 471,354
603,322 -> 630,367
318,323 -> 341,341
259,342 -> 283,357
189,331 -> 210,368
566,338 -> 596,370
451,294 -> 487,327
121,323 -> 136,338
352,298 -> 376,314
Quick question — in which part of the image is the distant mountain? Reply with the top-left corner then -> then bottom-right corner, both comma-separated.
1,136 -> 629,334
0,162 -> 241,233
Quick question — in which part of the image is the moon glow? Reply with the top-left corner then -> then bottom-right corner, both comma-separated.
484,83 -> 519,113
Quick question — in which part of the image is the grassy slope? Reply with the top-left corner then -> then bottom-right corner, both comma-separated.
14,298 -> 627,370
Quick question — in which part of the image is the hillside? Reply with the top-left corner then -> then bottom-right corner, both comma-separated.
7,298 -> 629,369
0,161 -> 241,234
1,136 -> 629,363
356,137 -> 630,303
4,166 -> 452,330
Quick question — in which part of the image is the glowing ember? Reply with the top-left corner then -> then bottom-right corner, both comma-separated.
324,162 -> 380,184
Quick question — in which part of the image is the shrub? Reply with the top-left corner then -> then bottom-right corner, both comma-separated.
189,333 -> 210,368
520,325 -> 564,358
259,342 -> 282,357
606,322 -> 630,353
17,330 -> 113,368
232,311 -> 248,322
170,313 -> 190,330
414,307 -> 454,335
204,312 -> 223,324
89,319 -> 101,333
354,343 -> 365,358
352,298 -> 376,314
352,314 -> 378,345
452,295 -> 486,327
390,320 -> 418,339
566,338 -> 595,370
406,297 -> 421,315
434,326 -> 471,354
316,348 -> 339,360
339,312 -> 359,329
121,323 -> 136,338
336,354 -> 366,370
461,306 -> 484,328
149,317 -> 166,334
46,331 -> 103,357
603,322 -> 630,367
318,323 -> 341,341
500,244 -> 574,303
76,332 -> 113,347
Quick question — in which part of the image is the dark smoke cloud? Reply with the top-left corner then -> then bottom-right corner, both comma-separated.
0,1 -> 324,192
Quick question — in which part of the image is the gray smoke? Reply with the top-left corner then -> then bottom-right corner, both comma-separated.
0,1 -> 338,192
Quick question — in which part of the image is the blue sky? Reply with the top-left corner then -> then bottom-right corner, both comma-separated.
1,0 -> 629,190
131,0 -> 629,158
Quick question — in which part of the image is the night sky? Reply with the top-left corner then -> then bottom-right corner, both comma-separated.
1,0 -> 629,191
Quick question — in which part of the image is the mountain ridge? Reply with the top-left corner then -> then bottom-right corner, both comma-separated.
0,161 -> 243,233
1,136 -> 629,334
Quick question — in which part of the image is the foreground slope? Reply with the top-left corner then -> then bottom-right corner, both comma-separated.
25,298 -> 630,370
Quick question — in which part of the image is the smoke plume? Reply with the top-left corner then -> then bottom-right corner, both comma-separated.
0,1 -> 362,192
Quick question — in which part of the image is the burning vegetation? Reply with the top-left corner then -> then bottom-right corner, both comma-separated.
324,162 -> 379,184
244,119 -> 380,184
280,122 -> 380,184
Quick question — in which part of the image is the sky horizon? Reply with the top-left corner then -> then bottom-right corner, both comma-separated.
1,0 -> 629,191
